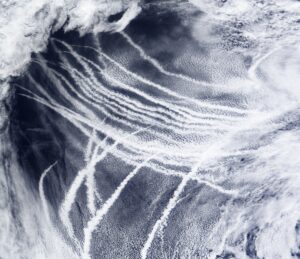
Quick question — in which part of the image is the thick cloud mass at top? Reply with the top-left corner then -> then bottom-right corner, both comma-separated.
0,0 -> 140,81
190,0 -> 300,53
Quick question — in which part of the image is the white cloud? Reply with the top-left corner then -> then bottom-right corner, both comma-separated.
189,0 -> 300,53
0,0 -> 141,81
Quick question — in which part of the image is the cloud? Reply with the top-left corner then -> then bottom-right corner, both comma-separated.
0,0 -> 141,81
189,0 -> 300,53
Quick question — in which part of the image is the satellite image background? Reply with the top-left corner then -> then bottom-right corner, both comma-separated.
1,0 -> 300,258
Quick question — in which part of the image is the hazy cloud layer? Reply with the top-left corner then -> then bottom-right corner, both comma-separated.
190,0 -> 300,52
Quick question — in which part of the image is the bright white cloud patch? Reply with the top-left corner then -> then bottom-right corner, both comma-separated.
0,0 -> 140,81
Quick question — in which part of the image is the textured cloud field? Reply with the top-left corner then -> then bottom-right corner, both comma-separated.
1,0 -> 300,259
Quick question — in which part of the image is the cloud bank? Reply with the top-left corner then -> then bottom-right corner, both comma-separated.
190,0 -> 300,53
0,0 -> 141,81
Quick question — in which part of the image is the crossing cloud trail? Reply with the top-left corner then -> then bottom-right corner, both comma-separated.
1,0 -> 300,258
